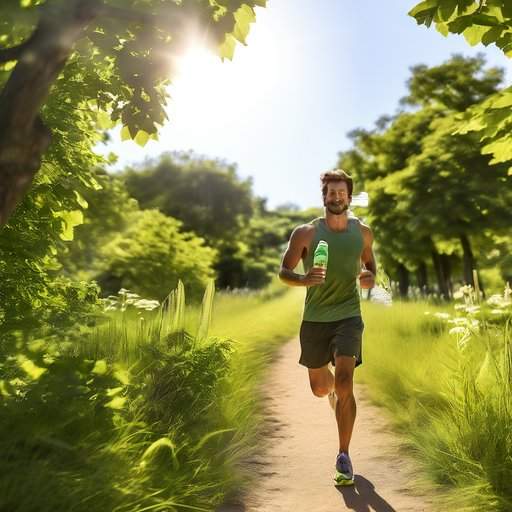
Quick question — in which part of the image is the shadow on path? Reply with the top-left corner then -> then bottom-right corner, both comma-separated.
335,474 -> 396,512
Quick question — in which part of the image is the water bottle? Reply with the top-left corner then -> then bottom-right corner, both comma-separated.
313,240 -> 328,270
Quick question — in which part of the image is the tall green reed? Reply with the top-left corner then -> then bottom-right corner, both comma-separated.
359,284 -> 512,511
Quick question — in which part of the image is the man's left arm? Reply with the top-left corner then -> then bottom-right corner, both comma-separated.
359,224 -> 376,289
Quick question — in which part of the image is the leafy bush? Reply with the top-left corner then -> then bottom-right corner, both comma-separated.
95,209 -> 217,301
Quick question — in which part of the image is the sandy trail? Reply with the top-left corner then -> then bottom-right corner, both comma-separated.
218,338 -> 438,512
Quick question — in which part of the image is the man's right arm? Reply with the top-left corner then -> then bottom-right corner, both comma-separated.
278,226 -> 325,287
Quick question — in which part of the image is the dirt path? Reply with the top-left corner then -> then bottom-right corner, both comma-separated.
218,338 -> 439,512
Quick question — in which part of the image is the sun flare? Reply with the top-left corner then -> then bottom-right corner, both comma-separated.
165,10 -> 279,129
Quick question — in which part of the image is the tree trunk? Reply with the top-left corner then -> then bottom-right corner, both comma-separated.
397,262 -> 410,299
431,248 -> 449,300
440,254 -> 453,299
0,0 -> 101,227
460,233 -> 475,286
416,261 -> 428,296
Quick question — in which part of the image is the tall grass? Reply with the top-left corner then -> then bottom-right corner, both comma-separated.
0,280 -> 303,512
359,300 -> 512,511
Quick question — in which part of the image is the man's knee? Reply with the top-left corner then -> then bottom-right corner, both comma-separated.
308,366 -> 331,397
310,383 -> 330,397
334,372 -> 353,397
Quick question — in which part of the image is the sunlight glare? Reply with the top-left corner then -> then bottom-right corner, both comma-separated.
164,7 -> 282,137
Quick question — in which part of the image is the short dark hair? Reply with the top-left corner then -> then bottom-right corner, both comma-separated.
320,169 -> 353,199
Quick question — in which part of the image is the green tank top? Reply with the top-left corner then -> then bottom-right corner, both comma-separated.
303,216 -> 363,322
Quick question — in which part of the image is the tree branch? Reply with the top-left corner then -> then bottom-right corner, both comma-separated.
0,40 -> 32,64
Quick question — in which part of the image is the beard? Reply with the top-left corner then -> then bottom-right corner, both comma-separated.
325,201 -> 349,215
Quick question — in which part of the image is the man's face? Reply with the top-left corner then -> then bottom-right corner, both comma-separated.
324,181 -> 351,215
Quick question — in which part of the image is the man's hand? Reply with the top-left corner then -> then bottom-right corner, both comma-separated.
359,269 -> 375,289
302,266 -> 326,286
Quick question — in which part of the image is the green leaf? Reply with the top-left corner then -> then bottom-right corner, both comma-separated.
92,359 -> 108,375
482,137 -> 512,163
96,110 -> 115,130
437,0 -> 458,22
471,13 -> 502,27
120,125 -> 131,141
436,21 -> 450,36
17,355 -> 46,380
484,4 -> 505,22
219,33 -> 237,60
233,4 -> 255,45
57,210 -> 84,241
106,387 -> 123,397
74,191 -> 88,209
0,380 -> 11,397
489,91 -> 512,109
448,15 -> 475,33
409,0 -> 438,18
113,365 -> 130,385
134,130 -> 150,147
480,109 -> 511,138
105,396 -> 127,409
463,25 -> 490,45
481,26 -> 505,46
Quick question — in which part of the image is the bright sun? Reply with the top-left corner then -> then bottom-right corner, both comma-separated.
165,11 -> 279,130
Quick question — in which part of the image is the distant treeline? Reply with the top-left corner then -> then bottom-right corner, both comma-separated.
58,152 -> 321,301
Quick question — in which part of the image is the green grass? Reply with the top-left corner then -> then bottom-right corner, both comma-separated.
5,280 -> 511,512
0,280 -> 304,512
358,301 -> 512,512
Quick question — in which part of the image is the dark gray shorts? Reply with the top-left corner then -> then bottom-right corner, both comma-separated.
299,316 -> 364,369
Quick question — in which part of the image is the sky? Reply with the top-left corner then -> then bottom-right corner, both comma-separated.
98,0 -> 512,210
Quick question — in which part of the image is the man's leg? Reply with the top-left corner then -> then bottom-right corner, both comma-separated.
307,364 -> 334,397
334,354 -> 356,455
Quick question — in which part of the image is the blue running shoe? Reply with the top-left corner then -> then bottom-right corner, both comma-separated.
334,452 -> 354,486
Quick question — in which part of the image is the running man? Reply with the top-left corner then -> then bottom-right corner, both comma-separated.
278,169 -> 376,486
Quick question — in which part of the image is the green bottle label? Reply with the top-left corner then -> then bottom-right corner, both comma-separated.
313,241 -> 328,268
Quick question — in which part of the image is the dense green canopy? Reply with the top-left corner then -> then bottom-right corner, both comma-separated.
409,0 -> 512,171
0,0 -> 266,226
339,55 -> 512,298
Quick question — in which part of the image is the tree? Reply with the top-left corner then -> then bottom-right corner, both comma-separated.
95,209 -> 216,301
382,114 -> 511,288
339,55 -> 510,297
395,55 -> 510,288
122,152 -> 254,243
401,53 -> 503,111
409,0 -> 512,171
121,152 -> 320,289
0,0 -> 266,227
339,110 -> 446,298
58,168 -> 139,280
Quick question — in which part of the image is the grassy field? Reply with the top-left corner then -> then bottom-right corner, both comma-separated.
0,281 -> 305,512
358,299 -> 512,512
2,279 -> 510,512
